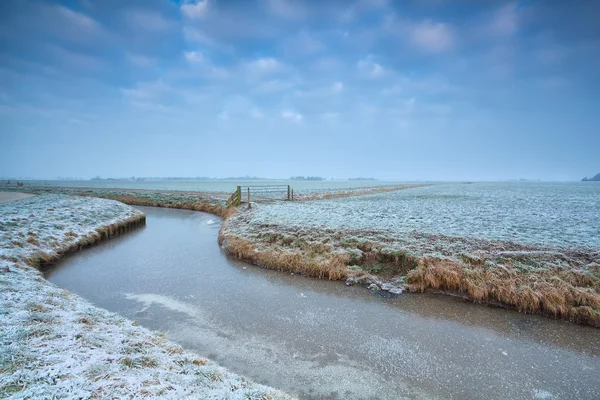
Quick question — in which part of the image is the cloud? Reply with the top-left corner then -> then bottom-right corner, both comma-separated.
410,20 -> 455,52
121,80 -> 175,102
251,108 -> 264,119
321,112 -> 339,122
267,0 -> 305,19
126,9 -> 172,32
331,81 -> 343,94
293,81 -> 344,98
55,5 -> 99,33
184,51 -> 204,63
181,0 -> 210,20
490,3 -> 518,37
247,57 -> 283,74
46,44 -> 106,73
536,47 -> 567,67
357,57 -> 386,78
126,53 -> 156,67
282,31 -> 323,56
281,110 -> 303,122
255,79 -> 295,93
218,95 -> 262,120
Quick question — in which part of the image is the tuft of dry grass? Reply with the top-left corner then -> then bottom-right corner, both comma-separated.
405,257 -> 600,327
218,207 -> 600,327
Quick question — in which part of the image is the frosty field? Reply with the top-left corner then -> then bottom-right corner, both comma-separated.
249,182 -> 600,249
0,194 -> 290,399
12,179 -> 414,195
220,182 -> 600,326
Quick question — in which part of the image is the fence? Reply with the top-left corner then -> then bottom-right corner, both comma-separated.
226,185 -> 293,208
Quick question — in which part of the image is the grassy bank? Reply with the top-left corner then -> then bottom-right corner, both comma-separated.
0,194 -> 291,399
6,186 -> 599,327
1,186 -> 229,217
219,206 -> 600,327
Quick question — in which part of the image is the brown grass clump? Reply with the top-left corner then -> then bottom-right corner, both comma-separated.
406,257 -> 600,327
192,358 -> 208,366
220,236 -> 348,280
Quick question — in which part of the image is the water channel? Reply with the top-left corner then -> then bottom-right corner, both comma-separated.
46,207 -> 600,399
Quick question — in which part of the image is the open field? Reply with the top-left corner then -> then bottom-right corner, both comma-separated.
4,183 -> 599,327
220,183 -> 600,326
0,194 -> 291,399
4,179 -> 418,194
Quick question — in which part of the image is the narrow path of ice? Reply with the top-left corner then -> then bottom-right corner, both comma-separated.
47,206 -> 600,400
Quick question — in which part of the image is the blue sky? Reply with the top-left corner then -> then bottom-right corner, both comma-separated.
1,0 -> 599,181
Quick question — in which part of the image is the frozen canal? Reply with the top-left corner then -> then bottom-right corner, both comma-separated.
46,207 -> 600,400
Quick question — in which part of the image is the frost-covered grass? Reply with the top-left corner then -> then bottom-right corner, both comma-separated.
220,183 -> 600,326
0,195 -> 291,399
251,183 -> 600,249
2,187 -> 228,217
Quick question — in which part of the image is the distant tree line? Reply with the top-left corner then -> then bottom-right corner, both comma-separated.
290,176 -> 325,181
90,176 -> 270,181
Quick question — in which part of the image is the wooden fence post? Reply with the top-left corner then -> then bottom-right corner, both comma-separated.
247,187 -> 251,209
287,185 -> 290,201
291,188 -> 294,201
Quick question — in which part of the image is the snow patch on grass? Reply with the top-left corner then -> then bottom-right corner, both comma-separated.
0,194 -> 291,399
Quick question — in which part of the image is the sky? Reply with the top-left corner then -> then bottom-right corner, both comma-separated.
0,0 -> 599,181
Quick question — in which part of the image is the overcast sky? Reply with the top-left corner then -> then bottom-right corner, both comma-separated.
1,0 -> 599,181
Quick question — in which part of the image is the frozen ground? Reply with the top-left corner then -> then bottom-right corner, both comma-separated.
0,195 -> 290,399
6,179 -> 414,194
0,192 -> 35,204
249,182 -> 600,249
221,182 -> 600,326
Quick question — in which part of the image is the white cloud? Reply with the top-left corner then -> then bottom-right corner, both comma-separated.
281,110 -> 303,122
247,57 -> 283,74
121,80 -> 174,102
357,57 -> 386,78
181,0 -> 210,20
126,53 -> 156,67
255,79 -> 294,93
282,31 -> 323,56
184,51 -> 204,63
341,0 -> 389,23
251,108 -> 264,119
490,3 -> 518,37
293,82 -> 344,98
267,0 -> 305,19
127,9 -> 172,31
536,47 -> 566,66
410,21 -> 455,52
219,95 -> 263,120
331,82 -> 344,94
55,5 -> 98,32
321,112 -> 339,122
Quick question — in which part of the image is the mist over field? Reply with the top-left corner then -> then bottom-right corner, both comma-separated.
1,0 -> 599,181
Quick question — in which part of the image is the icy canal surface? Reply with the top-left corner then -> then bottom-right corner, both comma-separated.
46,207 -> 600,400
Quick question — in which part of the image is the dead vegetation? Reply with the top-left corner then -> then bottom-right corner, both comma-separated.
219,209 -> 600,327
8,186 -> 598,327
24,214 -> 146,268
295,184 -> 428,201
